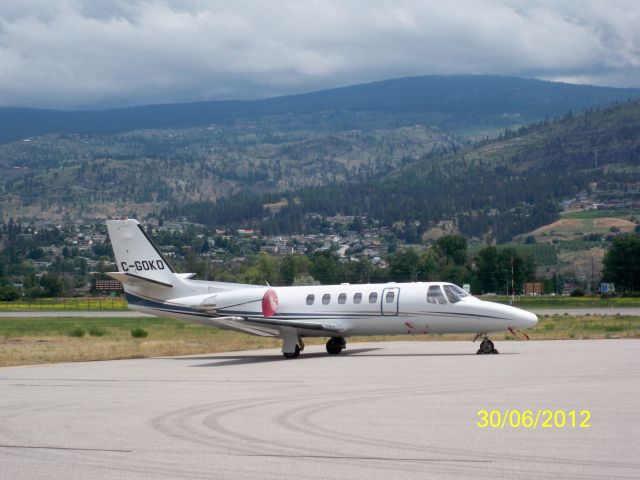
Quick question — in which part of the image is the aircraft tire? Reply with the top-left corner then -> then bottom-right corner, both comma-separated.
283,345 -> 301,359
479,339 -> 494,354
326,338 -> 343,355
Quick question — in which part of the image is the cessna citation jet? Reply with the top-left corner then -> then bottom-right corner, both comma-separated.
106,219 -> 537,358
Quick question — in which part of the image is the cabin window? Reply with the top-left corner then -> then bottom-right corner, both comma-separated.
338,293 -> 347,304
322,294 -> 331,305
427,285 -> 447,305
353,293 -> 362,304
306,294 -> 315,305
443,285 -> 463,304
369,292 -> 378,303
385,291 -> 395,303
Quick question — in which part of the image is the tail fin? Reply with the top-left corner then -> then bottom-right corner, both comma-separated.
106,219 -> 176,288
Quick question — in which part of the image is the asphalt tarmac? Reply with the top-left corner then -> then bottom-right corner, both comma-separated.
1,340 -> 638,480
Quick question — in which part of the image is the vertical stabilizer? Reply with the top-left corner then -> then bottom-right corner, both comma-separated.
106,219 -> 176,287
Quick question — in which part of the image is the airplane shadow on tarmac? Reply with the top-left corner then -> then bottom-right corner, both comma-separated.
171,348 -> 515,367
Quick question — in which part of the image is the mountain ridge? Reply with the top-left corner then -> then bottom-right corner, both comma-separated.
2,75 -> 640,143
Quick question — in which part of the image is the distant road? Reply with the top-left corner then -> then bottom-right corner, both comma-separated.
1,308 -> 639,318
528,308 -> 640,316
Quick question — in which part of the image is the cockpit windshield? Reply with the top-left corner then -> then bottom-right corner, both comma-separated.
427,285 -> 447,304
442,284 -> 469,304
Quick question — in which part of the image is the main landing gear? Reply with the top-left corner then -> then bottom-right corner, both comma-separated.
326,337 -> 346,355
281,336 -> 347,358
282,335 -> 305,359
283,345 -> 301,359
474,334 -> 499,354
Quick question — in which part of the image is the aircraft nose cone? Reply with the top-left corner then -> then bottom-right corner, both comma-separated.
520,309 -> 538,328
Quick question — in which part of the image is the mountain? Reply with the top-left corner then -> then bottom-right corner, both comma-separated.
1,75 -> 640,144
2,75 -> 640,235
172,100 -> 640,243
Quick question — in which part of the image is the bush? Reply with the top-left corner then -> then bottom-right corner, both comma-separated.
88,327 -> 107,337
0,284 -> 20,301
131,328 -> 148,338
68,327 -> 86,337
570,288 -> 585,297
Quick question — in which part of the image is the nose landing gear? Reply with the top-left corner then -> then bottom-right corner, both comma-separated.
474,334 -> 499,354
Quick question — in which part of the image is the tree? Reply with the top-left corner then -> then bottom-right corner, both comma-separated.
475,246 -> 501,293
388,249 -> 420,282
280,254 -> 311,286
603,233 -> 640,291
0,283 -> 20,301
241,253 -> 279,285
474,246 -> 534,294
435,235 -> 468,266
40,274 -> 64,297
310,252 -> 340,284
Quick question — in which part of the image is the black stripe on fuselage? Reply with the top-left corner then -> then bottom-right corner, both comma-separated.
126,293 -> 511,324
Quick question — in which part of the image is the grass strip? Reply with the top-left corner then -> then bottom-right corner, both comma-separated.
1,314 -> 638,367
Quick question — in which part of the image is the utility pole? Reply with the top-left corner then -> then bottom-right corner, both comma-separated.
555,245 -> 560,296
511,256 -> 515,306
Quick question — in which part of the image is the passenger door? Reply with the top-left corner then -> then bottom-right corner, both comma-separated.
381,287 -> 400,316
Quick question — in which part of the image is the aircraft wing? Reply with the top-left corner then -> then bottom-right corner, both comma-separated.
214,316 -> 346,335
246,317 -> 346,333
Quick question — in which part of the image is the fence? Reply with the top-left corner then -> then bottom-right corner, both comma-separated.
0,297 -> 128,311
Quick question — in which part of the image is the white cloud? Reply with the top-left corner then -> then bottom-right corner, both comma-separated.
0,0 -> 639,108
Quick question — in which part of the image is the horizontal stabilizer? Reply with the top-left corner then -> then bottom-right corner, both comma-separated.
177,273 -> 197,279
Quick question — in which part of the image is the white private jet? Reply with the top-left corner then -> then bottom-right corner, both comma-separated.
106,219 -> 537,358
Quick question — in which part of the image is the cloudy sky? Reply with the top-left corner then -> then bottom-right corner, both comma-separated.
1,0 -> 640,109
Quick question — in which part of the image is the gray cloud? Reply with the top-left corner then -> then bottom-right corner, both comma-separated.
0,0 -> 639,109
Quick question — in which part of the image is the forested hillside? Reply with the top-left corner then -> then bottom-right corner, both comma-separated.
0,125 -> 448,220
1,75 -> 639,242
172,101 -> 640,242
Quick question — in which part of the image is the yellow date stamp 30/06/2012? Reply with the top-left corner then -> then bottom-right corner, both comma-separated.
477,409 -> 591,429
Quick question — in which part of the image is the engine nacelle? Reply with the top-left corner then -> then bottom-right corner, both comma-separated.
190,287 -> 275,316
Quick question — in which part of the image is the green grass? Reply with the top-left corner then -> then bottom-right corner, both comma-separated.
0,316 -> 196,337
482,295 -> 640,308
513,243 -> 557,265
1,314 -> 639,367
88,326 -> 107,337
130,327 -> 149,338
556,240 -> 606,251
0,316 -> 282,367
560,209 -> 638,219
68,327 -> 86,337
529,314 -> 640,339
